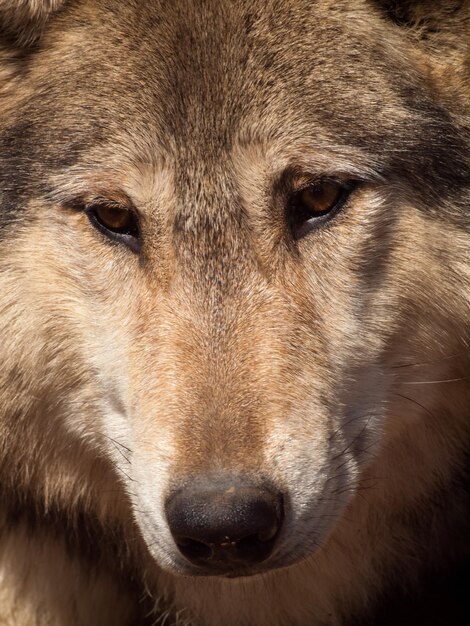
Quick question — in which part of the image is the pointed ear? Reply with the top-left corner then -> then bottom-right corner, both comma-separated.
0,0 -> 66,47
372,0 -> 469,100
373,0 -> 469,42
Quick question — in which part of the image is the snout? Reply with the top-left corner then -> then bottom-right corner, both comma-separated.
165,475 -> 283,576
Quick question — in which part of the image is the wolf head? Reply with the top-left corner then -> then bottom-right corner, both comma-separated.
0,0 -> 468,586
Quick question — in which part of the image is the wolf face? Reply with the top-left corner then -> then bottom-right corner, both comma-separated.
0,1 -> 469,624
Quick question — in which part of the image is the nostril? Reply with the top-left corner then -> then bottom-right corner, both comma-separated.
176,537 -> 213,562
236,529 -> 278,562
176,523 -> 280,565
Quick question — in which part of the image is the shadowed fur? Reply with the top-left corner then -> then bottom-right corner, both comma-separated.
0,1 -> 469,625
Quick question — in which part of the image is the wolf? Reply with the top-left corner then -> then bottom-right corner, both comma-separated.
0,0 -> 469,624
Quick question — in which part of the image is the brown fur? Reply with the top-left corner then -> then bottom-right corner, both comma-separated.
0,1 -> 469,625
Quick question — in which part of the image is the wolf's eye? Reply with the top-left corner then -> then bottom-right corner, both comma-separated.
288,180 -> 353,239
86,204 -> 141,252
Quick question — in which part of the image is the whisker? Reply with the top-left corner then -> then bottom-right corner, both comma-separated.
394,393 -> 436,419
328,412 -> 367,443
102,434 -> 133,463
330,412 -> 378,462
113,465 -> 136,483
401,376 -> 469,385
391,353 -> 463,369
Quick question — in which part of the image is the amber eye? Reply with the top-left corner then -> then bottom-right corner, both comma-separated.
299,181 -> 344,214
288,180 -> 354,239
94,205 -> 135,232
86,203 -> 140,252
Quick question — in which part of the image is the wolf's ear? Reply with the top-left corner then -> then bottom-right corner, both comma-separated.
0,0 -> 66,47
372,0 -> 469,99
373,0 -> 469,41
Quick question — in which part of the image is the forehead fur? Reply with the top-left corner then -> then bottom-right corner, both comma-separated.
0,0 -> 469,231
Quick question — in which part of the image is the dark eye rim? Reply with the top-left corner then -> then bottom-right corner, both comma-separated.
85,203 -> 141,253
287,179 -> 359,240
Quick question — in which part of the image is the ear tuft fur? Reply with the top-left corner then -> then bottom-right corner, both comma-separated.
0,0 -> 66,47
373,0 -> 469,39
372,1 -> 470,112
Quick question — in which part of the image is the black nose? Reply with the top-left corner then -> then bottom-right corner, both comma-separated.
165,475 -> 283,574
